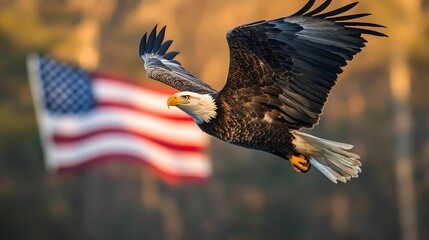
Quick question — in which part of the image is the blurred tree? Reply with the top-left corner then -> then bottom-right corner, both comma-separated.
388,0 -> 424,239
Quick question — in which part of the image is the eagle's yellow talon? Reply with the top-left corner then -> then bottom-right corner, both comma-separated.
290,155 -> 310,173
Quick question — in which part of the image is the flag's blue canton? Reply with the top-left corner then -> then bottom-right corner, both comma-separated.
39,57 -> 95,114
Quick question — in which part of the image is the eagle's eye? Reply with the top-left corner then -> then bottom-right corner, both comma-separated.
182,95 -> 190,100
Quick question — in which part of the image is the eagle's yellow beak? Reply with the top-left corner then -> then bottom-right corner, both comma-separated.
167,96 -> 178,109
167,95 -> 191,109
168,95 -> 191,109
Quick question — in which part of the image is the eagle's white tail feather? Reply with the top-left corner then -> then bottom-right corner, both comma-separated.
291,130 -> 362,184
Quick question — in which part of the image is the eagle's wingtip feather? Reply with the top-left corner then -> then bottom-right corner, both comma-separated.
153,25 -> 166,52
304,0 -> 332,16
292,0 -> 316,16
146,25 -> 157,53
139,33 -> 147,58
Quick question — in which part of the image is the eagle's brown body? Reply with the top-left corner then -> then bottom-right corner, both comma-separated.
198,97 -> 296,158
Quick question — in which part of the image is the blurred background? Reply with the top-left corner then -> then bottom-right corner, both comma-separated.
1,0 -> 429,239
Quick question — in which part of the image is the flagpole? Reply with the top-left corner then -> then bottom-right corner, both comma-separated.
26,54 -> 56,171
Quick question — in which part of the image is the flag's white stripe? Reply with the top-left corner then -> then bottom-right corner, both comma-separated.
94,78 -> 186,117
41,108 -> 208,147
49,133 -> 211,176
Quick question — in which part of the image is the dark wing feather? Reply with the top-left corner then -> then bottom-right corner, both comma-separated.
314,2 -> 359,18
304,0 -> 332,16
139,25 -> 216,94
292,0 -> 316,16
218,0 -> 386,129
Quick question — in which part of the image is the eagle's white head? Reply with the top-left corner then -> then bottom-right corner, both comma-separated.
167,91 -> 217,124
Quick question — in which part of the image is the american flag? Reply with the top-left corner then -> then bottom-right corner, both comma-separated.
27,55 -> 211,184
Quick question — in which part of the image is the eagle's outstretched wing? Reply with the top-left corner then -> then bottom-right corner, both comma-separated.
218,0 -> 387,129
139,25 -> 216,94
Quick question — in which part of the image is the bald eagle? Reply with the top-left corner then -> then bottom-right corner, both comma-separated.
139,0 -> 386,183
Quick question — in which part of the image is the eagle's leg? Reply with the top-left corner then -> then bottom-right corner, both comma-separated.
290,154 -> 310,173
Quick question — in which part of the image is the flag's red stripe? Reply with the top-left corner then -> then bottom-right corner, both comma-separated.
91,73 -> 179,95
95,101 -> 194,122
56,153 -> 209,185
52,128 -> 205,152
